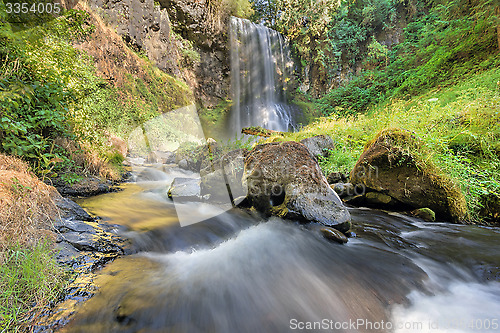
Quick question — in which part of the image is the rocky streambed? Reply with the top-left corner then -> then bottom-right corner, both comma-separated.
37,130 -> 494,330
34,196 -> 131,331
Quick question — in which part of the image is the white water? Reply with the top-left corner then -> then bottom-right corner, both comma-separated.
65,165 -> 500,332
229,17 -> 295,136
392,281 -> 500,332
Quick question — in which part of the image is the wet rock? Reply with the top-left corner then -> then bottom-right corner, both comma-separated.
167,177 -> 201,200
320,227 -> 348,244
365,191 -> 393,205
55,242 -> 81,266
350,128 -> 467,222
331,182 -> 355,198
54,219 -> 96,233
178,159 -> 189,170
158,151 -> 176,164
36,201 -> 131,332
53,196 -> 93,221
411,208 -> 436,222
145,151 -> 175,164
52,177 -> 114,197
55,219 -> 129,272
146,151 -> 161,164
300,135 -> 334,159
59,232 -> 106,252
327,171 -> 348,184
345,231 -> 356,238
243,141 -> 351,231
343,194 -> 366,206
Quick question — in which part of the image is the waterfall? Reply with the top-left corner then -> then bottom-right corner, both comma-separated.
229,17 -> 295,136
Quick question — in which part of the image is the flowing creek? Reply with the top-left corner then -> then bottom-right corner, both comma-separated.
61,164 -> 500,333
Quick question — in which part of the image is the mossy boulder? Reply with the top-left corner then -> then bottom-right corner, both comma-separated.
300,134 -> 335,159
411,208 -> 436,222
350,128 -> 467,223
243,141 -> 351,231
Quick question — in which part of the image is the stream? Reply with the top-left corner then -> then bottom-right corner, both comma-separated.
60,164 -> 500,332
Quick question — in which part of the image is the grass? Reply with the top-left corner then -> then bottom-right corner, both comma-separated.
271,66 -> 500,223
0,241 -> 67,332
0,154 -> 67,331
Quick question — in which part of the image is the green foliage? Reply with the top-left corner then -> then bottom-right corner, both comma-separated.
59,172 -> 84,186
0,7 -> 100,177
199,99 -> 232,140
0,3 -> 192,179
318,145 -> 360,175
253,0 -> 395,82
254,0 -> 499,116
0,241 -> 67,331
0,78 -> 71,158
171,31 -> 201,68
279,67 -> 500,223
317,0 -> 500,115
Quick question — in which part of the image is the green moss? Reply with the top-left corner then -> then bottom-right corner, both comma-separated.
276,67 -> 500,223
198,100 -> 232,140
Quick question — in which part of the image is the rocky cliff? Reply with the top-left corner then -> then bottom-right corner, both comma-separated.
85,0 -> 231,107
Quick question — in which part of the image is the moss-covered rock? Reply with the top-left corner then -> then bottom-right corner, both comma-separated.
243,141 -> 351,230
411,208 -> 436,222
350,128 -> 467,223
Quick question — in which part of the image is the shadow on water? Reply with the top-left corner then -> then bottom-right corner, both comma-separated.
65,167 -> 500,333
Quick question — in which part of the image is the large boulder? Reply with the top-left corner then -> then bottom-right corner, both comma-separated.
300,135 -> 335,159
350,128 -> 467,222
200,149 -> 248,203
243,141 -> 351,231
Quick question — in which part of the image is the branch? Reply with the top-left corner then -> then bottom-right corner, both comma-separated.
241,126 -> 283,137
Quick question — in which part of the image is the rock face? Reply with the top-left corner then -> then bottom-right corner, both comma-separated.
53,196 -> 93,221
243,141 -> 351,231
300,135 -> 335,159
160,0 -> 230,106
87,0 -> 229,106
350,129 -> 467,222
87,0 -> 182,77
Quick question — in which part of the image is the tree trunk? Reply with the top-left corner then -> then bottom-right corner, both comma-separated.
496,6 -> 500,52
241,126 -> 282,137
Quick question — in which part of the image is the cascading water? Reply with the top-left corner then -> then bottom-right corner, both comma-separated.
229,17 -> 295,136
57,163 -> 500,333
